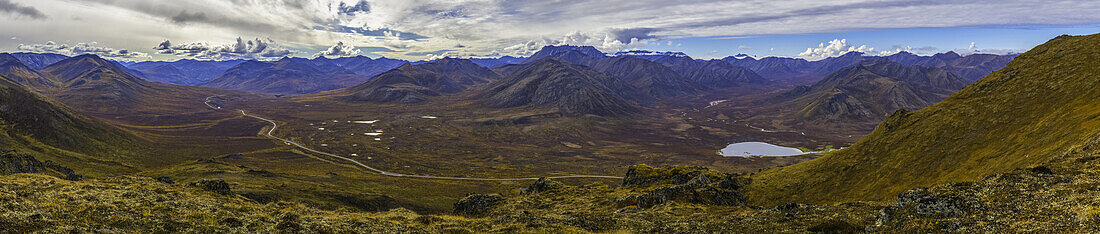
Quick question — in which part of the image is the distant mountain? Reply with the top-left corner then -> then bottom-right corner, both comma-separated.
0,53 -> 55,91
519,45 -> 765,99
613,50 -> 690,61
329,56 -> 408,78
469,56 -> 525,69
40,54 -> 161,112
340,58 -> 500,103
748,34 -> 1100,206
203,57 -> 367,95
654,56 -> 767,88
589,56 -> 701,100
481,58 -> 640,116
912,51 -> 1018,81
784,59 -> 969,123
525,45 -> 607,63
127,59 -> 245,85
10,52 -> 70,70
722,51 -> 1016,84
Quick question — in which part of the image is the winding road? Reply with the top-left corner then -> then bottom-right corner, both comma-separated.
205,96 -> 623,181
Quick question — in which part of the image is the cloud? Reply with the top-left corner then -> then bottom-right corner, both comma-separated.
314,41 -> 361,57
797,39 -> 874,61
737,45 -> 752,50
954,42 -> 1024,56
877,45 -> 940,56
0,0 -> 45,19
500,30 -> 653,57
18,41 -> 149,60
153,37 -> 297,60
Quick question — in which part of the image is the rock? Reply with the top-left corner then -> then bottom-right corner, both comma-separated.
453,194 -> 504,216
526,178 -> 563,194
155,176 -> 174,184
634,173 -> 745,208
620,164 -> 713,187
188,179 -> 233,195
0,150 -> 81,181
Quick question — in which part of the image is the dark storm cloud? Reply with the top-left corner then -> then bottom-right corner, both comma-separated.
339,0 -> 370,16
0,0 -> 46,19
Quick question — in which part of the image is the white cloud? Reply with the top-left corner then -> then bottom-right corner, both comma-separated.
500,30 -> 652,57
797,39 -> 874,61
314,41 -> 361,57
153,37 -> 297,60
954,42 -> 1024,56
737,45 -> 752,50
17,41 -> 150,60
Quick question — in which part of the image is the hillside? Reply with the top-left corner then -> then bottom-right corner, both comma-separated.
747,34 -> 1100,206
339,58 -> 500,103
40,54 -> 162,113
481,58 -> 641,116
0,71 -> 147,176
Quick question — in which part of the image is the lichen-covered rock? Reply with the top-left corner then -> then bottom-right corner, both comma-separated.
526,178 -> 563,194
188,179 -> 233,195
634,174 -> 745,208
0,150 -> 81,181
453,194 -> 504,216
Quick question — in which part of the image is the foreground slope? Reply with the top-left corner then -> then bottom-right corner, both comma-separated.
747,34 -> 1100,206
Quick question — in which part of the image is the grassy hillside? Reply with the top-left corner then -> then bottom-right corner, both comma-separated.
747,33 -> 1100,206
0,74 -> 149,176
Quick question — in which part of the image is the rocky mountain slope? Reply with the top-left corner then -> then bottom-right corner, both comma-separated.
339,58 -> 500,103
747,33 -> 1100,206
9,52 -> 69,70
481,58 -> 641,116
0,53 -> 55,91
786,59 -> 970,122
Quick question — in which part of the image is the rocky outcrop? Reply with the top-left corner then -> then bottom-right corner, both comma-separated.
453,193 -> 505,216
620,165 -> 749,208
526,177 -> 564,194
0,150 -> 81,181
188,179 -> 233,195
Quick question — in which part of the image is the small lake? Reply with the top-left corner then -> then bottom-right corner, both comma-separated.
719,142 -> 807,157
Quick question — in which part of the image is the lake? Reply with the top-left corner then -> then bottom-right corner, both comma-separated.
719,142 -> 807,157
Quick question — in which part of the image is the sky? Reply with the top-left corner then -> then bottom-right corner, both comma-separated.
2,0 -> 1100,61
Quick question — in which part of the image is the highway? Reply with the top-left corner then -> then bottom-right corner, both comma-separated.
204,96 -> 623,181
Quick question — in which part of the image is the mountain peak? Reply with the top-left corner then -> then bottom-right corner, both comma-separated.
530,45 -> 607,58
